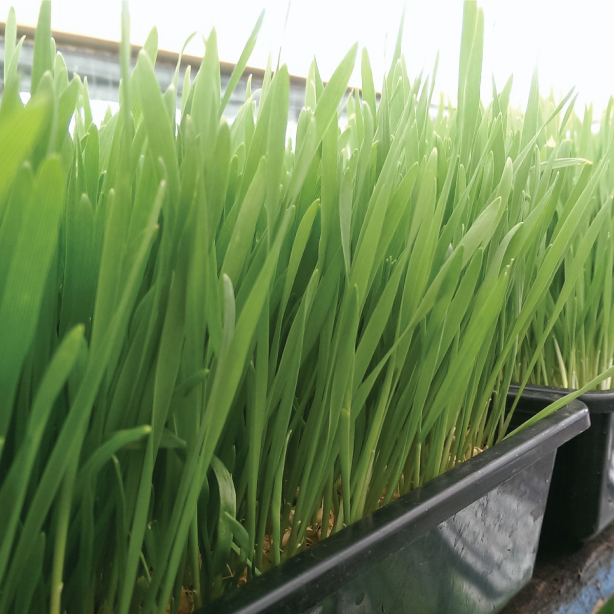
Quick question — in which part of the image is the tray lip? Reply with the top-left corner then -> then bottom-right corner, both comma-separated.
202,397 -> 589,614
511,382 -> 614,414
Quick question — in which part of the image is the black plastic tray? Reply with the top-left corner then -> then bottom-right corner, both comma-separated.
510,383 -> 614,551
194,390 -> 588,614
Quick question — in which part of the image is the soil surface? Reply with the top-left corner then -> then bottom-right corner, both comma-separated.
501,521 -> 614,613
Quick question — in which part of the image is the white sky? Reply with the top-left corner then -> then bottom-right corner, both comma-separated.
2,1 -> 613,114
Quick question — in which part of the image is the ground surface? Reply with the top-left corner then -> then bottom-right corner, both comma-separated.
502,522 -> 614,614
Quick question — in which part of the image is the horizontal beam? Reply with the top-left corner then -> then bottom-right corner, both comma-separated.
0,20 -> 311,89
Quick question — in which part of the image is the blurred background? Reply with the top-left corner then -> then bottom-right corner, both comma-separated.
0,1 -> 610,124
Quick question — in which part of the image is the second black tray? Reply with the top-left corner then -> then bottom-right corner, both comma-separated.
510,383 -> 614,551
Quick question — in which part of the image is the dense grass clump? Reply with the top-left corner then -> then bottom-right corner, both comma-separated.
0,1 -> 611,612
514,101 -> 614,392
